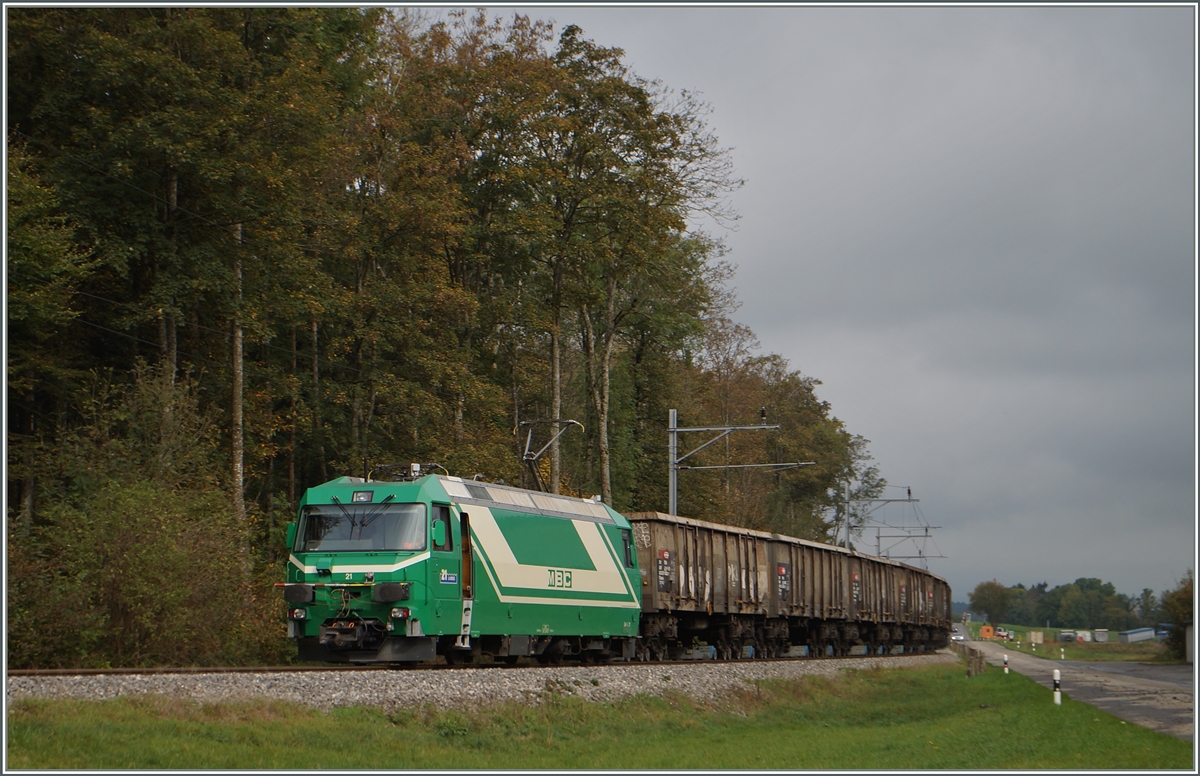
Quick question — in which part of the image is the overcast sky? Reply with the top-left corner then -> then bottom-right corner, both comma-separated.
500,4 -> 1196,601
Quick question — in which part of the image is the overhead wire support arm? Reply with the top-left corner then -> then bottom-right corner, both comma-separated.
679,462 -> 816,471
860,486 -> 945,566
668,408 -> 815,515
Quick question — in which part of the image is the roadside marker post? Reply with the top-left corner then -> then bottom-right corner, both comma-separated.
1060,647 -> 1065,660
1004,654 -> 1009,674
1053,669 -> 1062,706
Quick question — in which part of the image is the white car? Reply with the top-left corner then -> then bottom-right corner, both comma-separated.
951,633 -> 965,641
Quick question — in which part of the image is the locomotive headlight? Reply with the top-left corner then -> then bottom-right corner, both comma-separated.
290,608 -> 307,620
390,607 -> 410,620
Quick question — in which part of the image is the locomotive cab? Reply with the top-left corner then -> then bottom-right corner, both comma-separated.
283,476 -> 444,663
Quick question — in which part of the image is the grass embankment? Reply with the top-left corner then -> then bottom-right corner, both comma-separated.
967,623 -> 1172,662
8,662 -> 1191,769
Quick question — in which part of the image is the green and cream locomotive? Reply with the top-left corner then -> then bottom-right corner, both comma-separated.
281,465 -> 642,664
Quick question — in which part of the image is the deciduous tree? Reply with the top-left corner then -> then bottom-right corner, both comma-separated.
969,580 -> 1011,625
1161,570 -> 1193,660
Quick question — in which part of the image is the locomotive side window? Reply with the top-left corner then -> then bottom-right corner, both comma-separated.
432,504 -> 453,551
622,530 -> 635,568
296,503 -> 427,552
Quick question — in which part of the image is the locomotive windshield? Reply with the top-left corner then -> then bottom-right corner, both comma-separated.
295,502 -> 427,552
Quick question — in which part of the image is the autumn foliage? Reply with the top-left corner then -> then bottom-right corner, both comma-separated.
7,8 -> 882,667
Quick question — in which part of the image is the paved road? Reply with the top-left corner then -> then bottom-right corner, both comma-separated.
970,640 -> 1194,741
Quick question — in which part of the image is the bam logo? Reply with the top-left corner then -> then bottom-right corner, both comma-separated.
439,569 -> 459,584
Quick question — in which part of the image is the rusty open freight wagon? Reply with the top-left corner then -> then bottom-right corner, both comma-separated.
628,512 -> 950,659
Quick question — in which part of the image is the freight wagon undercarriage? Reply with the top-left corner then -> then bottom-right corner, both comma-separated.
639,611 -> 944,661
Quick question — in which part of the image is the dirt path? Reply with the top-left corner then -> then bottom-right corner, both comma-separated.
970,640 -> 1194,741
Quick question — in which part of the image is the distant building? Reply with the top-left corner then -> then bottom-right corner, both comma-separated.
1118,627 -> 1156,644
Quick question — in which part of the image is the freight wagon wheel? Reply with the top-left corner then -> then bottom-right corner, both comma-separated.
714,628 -> 731,660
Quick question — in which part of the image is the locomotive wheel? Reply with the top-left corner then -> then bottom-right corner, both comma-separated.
536,640 -> 566,664
502,655 -> 521,666
445,650 -> 473,666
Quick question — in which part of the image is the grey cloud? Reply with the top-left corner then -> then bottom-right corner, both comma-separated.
515,5 -> 1193,598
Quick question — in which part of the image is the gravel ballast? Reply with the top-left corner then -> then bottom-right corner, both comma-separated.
8,652 -> 958,712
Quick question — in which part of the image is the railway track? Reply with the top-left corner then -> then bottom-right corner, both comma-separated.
8,651 -> 958,712
8,649 -> 945,678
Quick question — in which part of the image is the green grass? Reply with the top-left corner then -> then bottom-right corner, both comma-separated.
7,662 -> 1192,769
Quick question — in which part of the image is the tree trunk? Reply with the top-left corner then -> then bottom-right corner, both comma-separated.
231,224 -> 246,530
20,400 -> 35,529
549,325 -> 562,495
599,314 -> 615,505
289,326 -> 297,505
166,167 -> 178,383
312,317 -> 326,482
580,291 -> 617,505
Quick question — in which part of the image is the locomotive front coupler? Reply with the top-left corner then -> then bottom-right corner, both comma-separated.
318,616 -> 386,650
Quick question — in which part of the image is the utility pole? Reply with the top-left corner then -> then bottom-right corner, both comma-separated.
667,408 -> 815,516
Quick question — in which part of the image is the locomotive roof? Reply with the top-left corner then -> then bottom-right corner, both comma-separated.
434,475 -> 629,528
626,511 -> 948,584
302,475 -> 628,527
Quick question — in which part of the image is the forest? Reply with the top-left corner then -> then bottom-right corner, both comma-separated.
7,8 -> 886,667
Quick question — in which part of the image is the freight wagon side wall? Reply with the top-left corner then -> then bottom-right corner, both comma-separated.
632,512 -> 867,622
629,512 -> 951,637
631,514 -> 774,615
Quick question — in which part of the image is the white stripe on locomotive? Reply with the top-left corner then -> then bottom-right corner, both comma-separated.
464,504 -> 640,609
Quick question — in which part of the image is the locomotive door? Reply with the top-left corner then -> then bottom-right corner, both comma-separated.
431,503 -> 460,602
459,511 -> 473,599
455,511 -> 474,647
